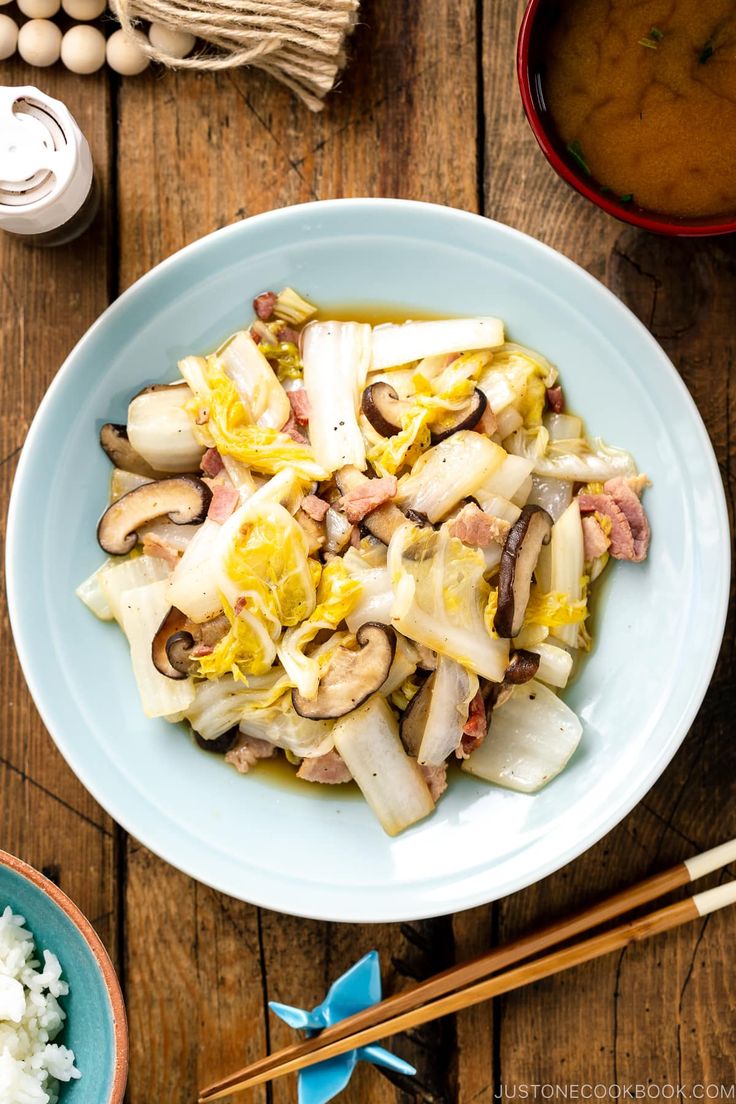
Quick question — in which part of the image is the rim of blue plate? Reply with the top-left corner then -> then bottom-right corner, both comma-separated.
5,199 -> 731,921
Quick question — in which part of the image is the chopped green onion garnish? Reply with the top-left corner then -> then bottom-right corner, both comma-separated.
567,140 -> 590,176
619,194 -> 633,203
639,26 -> 663,49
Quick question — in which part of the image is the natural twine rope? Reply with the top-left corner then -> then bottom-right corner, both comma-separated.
108,0 -> 360,110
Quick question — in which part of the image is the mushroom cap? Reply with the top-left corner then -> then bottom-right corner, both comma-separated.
99,422 -> 167,479
399,671 -> 434,756
151,607 -> 191,680
361,382 -> 410,438
429,387 -> 487,443
494,505 -> 553,638
504,649 -> 541,685
292,623 -> 396,720
152,608 -> 230,680
97,475 -> 212,555
193,726 -> 239,754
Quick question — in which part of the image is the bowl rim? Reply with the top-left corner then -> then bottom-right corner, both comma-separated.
516,0 -> 736,238
5,198 -> 731,921
0,848 -> 128,1102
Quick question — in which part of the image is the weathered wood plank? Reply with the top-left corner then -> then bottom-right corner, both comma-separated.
483,0 -> 735,1095
117,3 -> 480,1101
0,64 -> 117,959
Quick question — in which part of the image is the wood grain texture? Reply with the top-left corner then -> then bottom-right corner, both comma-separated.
482,0 -> 736,1097
0,64 -> 118,959
117,4 -> 480,1102
0,1 -> 733,1102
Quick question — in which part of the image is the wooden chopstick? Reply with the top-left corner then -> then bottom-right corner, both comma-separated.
199,839 -> 736,1102
202,881 -> 736,1100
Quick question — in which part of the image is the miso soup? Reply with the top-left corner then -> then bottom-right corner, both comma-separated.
540,0 -> 736,219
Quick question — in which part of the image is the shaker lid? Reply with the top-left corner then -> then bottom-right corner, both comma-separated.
0,86 -> 94,235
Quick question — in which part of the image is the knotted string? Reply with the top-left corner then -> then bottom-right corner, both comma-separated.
108,0 -> 360,110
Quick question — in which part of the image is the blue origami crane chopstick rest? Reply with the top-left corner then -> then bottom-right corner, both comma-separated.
269,951 -> 416,1104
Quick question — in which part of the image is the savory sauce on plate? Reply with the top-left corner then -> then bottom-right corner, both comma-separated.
541,0 -> 736,219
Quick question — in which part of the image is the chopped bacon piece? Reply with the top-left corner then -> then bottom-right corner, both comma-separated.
141,532 -> 179,567
476,404 -> 498,437
546,386 -> 564,413
578,477 -> 650,564
280,325 -> 301,346
233,596 -> 246,617
604,477 -> 650,562
577,493 -> 635,561
253,291 -> 277,321
420,763 -> 448,802
226,735 -> 276,774
190,643 -> 214,658
582,515 -> 610,561
301,494 -> 329,522
201,447 -> 224,477
250,328 -> 262,345
458,690 -> 487,758
281,411 -> 309,445
448,502 -> 510,548
297,749 -> 352,784
337,476 -> 398,524
206,480 -> 239,523
287,388 -> 311,425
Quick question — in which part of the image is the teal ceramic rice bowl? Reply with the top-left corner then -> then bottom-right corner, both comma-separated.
6,199 -> 730,922
0,850 -> 127,1103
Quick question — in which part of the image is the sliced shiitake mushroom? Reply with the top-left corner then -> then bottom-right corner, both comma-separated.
494,505 -> 553,638
292,623 -> 396,720
362,382 -> 487,445
429,387 -> 488,443
504,649 -> 541,685
193,726 -> 239,754
99,423 -> 166,479
97,475 -> 212,555
404,509 -> 433,528
152,607 -> 229,679
152,607 -> 190,679
335,465 -> 407,545
361,382 -> 411,437
399,672 -> 435,756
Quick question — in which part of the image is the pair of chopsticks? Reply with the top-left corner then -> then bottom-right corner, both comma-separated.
199,837 -> 736,1102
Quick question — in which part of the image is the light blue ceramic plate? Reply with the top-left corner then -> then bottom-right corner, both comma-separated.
6,200 -> 730,922
0,851 -> 127,1102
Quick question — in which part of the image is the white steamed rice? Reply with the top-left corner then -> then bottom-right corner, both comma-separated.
0,906 -> 80,1104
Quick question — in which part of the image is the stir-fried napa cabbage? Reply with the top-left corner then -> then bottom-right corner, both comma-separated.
366,352 -> 490,477
83,293 -> 651,836
477,342 -> 557,424
218,500 -> 317,628
213,330 -> 291,431
239,692 -> 335,758
277,560 -> 363,699
505,426 -> 636,483
396,432 -> 506,522
184,669 -> 290,740
371,317 -> 504,370
302,321 -> 372,473
389,523 -> 509,681
201,356 -> 328,481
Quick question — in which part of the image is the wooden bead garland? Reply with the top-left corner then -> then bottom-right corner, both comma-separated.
0,0 -> 358,107
0,3 -> 192,71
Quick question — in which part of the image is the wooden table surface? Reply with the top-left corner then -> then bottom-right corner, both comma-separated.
1,3 -> 735,1101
